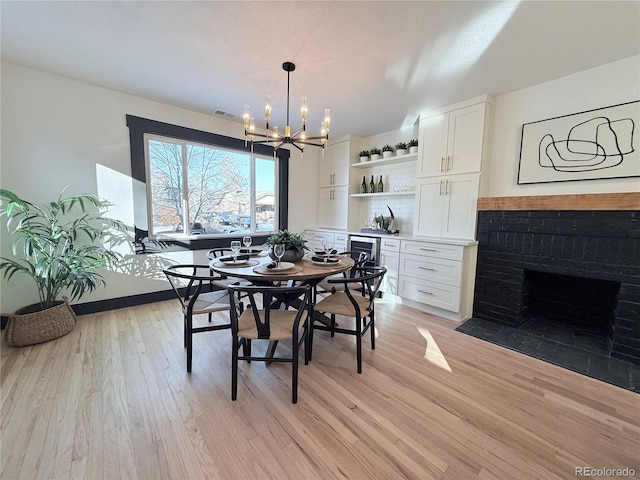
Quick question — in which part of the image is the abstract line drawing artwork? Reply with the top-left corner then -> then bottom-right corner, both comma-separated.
518,101 -> 639,184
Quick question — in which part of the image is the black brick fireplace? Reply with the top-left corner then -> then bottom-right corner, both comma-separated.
471,210 -> 640,367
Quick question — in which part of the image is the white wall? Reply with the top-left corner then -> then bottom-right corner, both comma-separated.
0,62 -> 315,313
482,55 -> 640,197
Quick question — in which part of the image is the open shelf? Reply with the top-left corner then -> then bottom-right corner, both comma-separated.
350,191 -> 415,198
351,152 -> 417,168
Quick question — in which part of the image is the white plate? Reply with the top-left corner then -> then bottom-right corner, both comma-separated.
266,261 -> 294,271
312,259 -> 340,266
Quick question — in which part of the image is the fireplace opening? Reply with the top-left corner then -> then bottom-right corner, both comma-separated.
521,270 -> 620,355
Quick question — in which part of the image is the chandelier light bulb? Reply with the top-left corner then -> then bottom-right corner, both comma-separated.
300,96 -> 308,126
243,104 -> 251,130
264,94 -> 272,128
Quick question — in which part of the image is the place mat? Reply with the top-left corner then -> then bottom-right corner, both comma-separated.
253,264 -> 303,275
212,259 -> 259,268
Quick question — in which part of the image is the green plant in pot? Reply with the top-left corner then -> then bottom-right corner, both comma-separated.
0,187 -> 127,346
265,229 -> 307,262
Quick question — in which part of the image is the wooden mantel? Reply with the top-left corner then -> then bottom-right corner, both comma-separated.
477,192 -> 640,211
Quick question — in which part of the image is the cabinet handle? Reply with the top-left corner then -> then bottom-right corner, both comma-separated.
440,156 -> 446,173
419,266 -> 436,271
383,242 -> 395,247
445,179 -> 450,195
420,247 -> 438,252
439,180 -> 444,196
446,155 -> 452,172
418,289 -> 434,295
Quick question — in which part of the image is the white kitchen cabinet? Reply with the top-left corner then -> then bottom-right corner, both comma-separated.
417,102 -> 487,178
320,136 -> 362,187
379,237 -> 400,294
304,229 -> 347,252
318,185 -> 348,230
398,239 -> 478,322
414,173 -> 479,239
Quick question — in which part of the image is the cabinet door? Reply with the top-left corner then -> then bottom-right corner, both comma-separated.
379,249 -> 399,294
417,113 -> 448,177
332,141 -> 350,186
320,140 -> 350,187
332,186 -> 349,229
414,177 -> 446,237
441,173 -> 479,239
445,104 -> 485,175
318,188 -> 334,228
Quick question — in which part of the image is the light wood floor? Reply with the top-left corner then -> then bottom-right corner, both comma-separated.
1,297 -> 639,480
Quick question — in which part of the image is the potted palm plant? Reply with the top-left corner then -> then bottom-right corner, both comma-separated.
382,144 -> 394,158
369,147 -> 382,161
265,229 -> 307,262
408,138 -> 419,154
359,150 -> 370,162
0,187 -> 127,346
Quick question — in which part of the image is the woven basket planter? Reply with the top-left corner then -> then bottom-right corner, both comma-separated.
5,298 -> 77,347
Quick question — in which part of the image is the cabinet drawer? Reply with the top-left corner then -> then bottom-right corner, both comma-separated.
399,253 -> 461,286
398,277 -> 460,312
335,233 -> 348,248
401,240 -> 463,261
380,238 -> 401,252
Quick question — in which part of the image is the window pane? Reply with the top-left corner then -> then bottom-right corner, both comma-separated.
147,138 -> 185,235
256,157 -> 276,232
187,144 -> 250,235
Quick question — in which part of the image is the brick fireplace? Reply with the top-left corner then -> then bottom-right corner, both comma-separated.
471,200 -> 639,367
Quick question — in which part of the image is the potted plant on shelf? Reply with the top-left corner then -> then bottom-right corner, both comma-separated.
382,144 -> 394,158
266,229 -> 307,262
0,187 -> 127,347
408,138 -> 419,154
369,147 -> 382,161
359,150 -> 370,162
395,142 -> 408,156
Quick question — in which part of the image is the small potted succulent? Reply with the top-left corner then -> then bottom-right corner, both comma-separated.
382,144 -> 394,158
369,147 -> 382,161
395,142 -> 408,156
359,150 -> 370,162
266,229 -> 307,262
408,138 -> 419,154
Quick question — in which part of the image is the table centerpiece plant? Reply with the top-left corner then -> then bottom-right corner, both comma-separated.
265,229 -> 307,262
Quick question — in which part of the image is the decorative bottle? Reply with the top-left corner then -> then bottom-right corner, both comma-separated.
361,176 -> 367,193
369,175 -> 375,193
378,175 -> 384,193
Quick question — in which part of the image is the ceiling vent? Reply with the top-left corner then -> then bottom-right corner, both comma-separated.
213,109 -> 235,118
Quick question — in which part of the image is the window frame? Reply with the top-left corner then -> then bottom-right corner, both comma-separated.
126,114 -> 290,250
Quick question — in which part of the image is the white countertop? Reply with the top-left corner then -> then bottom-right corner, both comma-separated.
305,228 -> 478,246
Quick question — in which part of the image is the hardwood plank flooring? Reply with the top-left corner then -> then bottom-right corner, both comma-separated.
1,297 -> 638,479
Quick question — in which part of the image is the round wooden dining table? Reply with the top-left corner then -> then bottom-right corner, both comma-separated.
208,253 -> 355,285
210,252 -> 355,360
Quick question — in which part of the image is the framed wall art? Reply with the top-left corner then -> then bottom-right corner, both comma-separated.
517,100 -> 639,184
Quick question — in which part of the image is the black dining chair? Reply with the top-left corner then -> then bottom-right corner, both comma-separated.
315,251 -> 370,297
227,283 -> 312,403
311,265 -> 387,373
163,264 -> 240,373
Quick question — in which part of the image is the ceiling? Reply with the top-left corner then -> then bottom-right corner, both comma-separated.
2,1 -> 639,139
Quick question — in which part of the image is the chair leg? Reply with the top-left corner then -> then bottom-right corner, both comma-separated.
330,314 -> 336,337
246,339 -> 252,362
370,311 -> 376,350
186,315 -> 193,373
232,336 -> 239,400
183,315 -> 188,348
356,316 -> 362,374
292,334 -> 299,404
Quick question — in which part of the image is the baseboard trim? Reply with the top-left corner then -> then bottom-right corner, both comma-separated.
71,290 -> 177,316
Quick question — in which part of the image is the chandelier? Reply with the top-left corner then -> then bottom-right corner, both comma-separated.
243,61 -> 330,155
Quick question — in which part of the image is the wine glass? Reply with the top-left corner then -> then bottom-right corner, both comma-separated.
274,244 -> 286,268
242,236 -> 252,253
321,238 -> 333,256
230,240 -> 241,262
